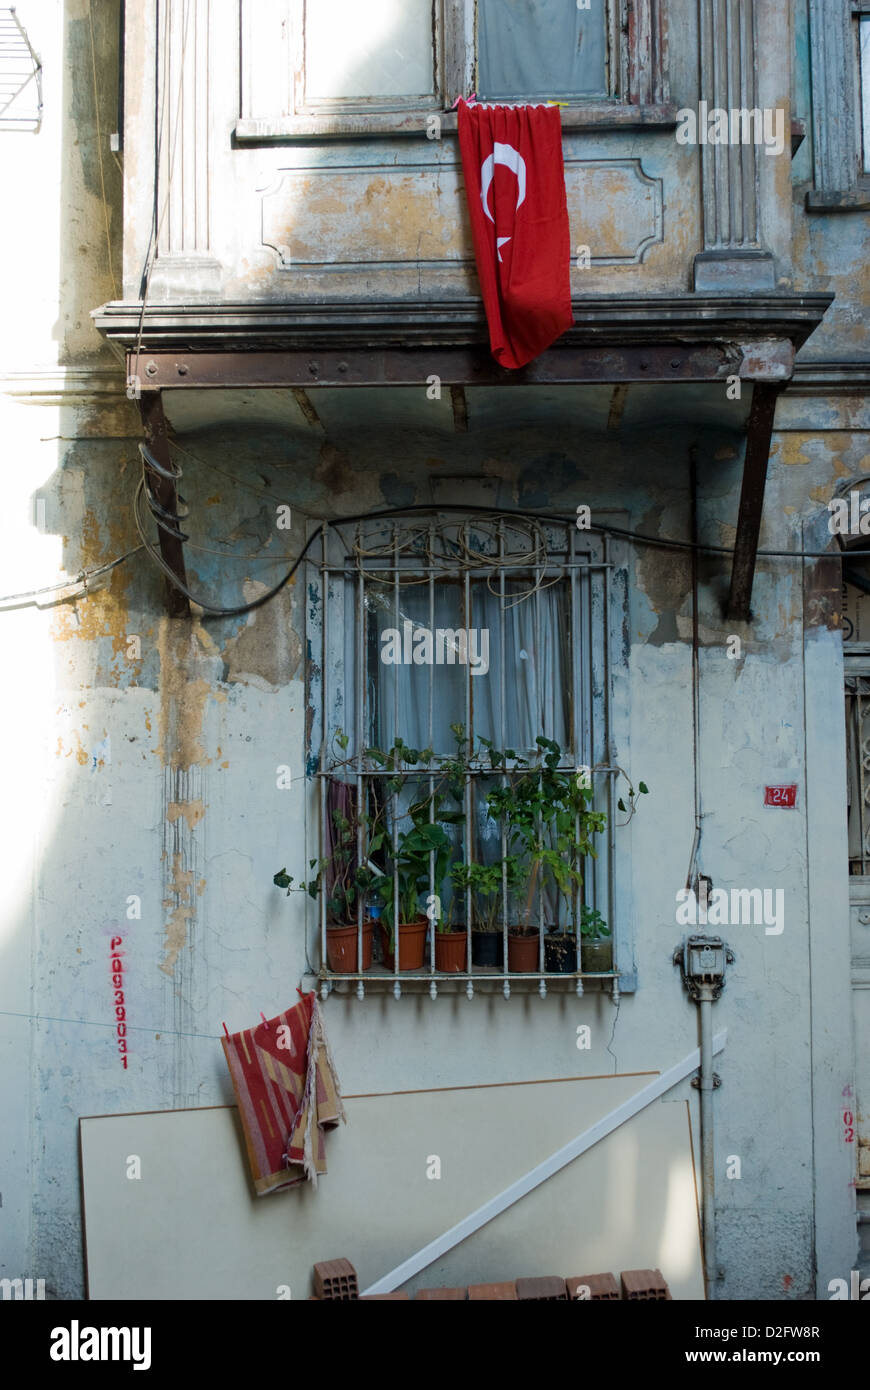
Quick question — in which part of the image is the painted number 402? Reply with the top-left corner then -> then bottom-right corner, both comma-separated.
843,1084 -> 855,1143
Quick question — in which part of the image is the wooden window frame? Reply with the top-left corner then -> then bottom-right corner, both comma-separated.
236,0 -> 672,143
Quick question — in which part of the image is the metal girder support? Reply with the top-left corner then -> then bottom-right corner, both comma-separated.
126,343 -> 740,390
138,391 -> 190,618
726,382 -> 783,623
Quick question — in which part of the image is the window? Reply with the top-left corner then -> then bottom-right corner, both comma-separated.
237,1 -> 670,137
309,514 -> 630,997
291,0 -> 613,115
301,0 -> 440,113
477,0 -> 609,100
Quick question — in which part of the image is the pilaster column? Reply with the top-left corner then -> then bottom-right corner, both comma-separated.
151,0 -> 221,297
693,0 -> 776,291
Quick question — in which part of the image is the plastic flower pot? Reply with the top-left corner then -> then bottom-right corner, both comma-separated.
471,931 -> 504,966
508,928 -> 540,973
325,923 -> 373,973
582,936 -> 613,973
544,935 -> 578,973
377,919 -> 428,972
434,929 -> 468,973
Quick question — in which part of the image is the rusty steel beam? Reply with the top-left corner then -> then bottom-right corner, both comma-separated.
727,382 -> 783,623
138,392 -> 190,618
129,344 -> 739,389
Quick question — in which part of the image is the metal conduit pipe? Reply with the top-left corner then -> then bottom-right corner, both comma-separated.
699,985 -> 716,1290
675,934 -> 733,1298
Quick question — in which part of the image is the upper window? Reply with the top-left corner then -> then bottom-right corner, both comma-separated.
302,0 -> 439,111
294,0 -> 615,115
477,0 -> 608,100
238,1 -> 669,135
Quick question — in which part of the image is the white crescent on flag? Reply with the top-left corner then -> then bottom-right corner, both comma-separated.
480,142 -> 527,262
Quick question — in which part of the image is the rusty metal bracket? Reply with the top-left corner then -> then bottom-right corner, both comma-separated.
726,382 -> 783,623
138,392 -> 190,618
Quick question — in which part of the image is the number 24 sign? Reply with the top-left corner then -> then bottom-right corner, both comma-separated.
764,785 -> 797,808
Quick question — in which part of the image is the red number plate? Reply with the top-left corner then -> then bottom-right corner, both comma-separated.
764,785 -> 797,808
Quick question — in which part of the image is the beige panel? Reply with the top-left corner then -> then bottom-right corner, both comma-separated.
259,159 -> 662,269
80,1075 -> 703,1300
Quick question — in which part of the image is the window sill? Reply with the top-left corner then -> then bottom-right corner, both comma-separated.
316,964 -> 621,998
805,183 -> 870,212
234,103 -> 679,144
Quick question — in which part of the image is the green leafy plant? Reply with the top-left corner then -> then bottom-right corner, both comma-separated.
579,905 -> 610,939
449,855 -> 526,932
274,726 -> 646,949
485,736 -> 609,932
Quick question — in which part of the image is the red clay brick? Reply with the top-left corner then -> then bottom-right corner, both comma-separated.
359,1292 -> 411,1300
515,1275 -> 568,1301
620,1268 -> 671,1300
313,1258 -> 359,1300
467,1282 -> 518,1301
414,1287 -> 467,1300
566,1273 -> 620,1301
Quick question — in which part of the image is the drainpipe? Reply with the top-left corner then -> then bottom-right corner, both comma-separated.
674,933 -> 733,1298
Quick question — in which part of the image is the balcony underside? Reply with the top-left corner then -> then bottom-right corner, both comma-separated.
93,292 -> 834,624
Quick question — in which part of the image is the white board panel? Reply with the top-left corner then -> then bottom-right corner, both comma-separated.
80,1074 -> 703,1300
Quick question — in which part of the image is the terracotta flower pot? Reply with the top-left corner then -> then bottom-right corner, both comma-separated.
325,923 -> 374,973
508,928 -> 540,973
582,937 -> 613,973
434,929 -> 468,973
377,919 -> 428,972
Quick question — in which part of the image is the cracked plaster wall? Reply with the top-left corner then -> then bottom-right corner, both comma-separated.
0,0 -> 864,1304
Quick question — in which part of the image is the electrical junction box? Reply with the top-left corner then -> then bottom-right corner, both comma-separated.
674,933 -> 734,1000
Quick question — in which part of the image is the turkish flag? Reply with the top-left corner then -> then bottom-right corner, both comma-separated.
457,101 -> 573,370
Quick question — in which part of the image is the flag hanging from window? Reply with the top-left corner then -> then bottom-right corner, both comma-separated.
456,100 -> 573,370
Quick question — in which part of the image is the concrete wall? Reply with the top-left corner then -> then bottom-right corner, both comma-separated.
0,0 -> 865,1301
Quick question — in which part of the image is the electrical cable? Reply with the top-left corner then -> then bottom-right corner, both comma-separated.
3,498 -> 865,615
0,547 -> 145,608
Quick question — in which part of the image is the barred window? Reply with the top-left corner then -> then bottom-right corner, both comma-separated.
309,514 -> 630,998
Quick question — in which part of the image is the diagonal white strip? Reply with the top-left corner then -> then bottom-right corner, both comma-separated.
361,1030 -> 727,1296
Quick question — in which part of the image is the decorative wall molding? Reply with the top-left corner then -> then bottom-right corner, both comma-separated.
259,158 -> 663,272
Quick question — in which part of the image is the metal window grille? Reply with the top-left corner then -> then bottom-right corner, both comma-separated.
312,514 -> 623,1000
0,7 -> 42,133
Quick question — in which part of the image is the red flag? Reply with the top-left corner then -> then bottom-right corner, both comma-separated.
457,101 -> 573,370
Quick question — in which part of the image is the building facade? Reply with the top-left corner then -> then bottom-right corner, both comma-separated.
1,0 -> 868,1300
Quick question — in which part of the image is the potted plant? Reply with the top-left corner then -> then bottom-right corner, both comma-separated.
376,810 -> 451,970
272,866 -> 376,974
431,894 -> 468,973
486,737 -> 609,973
580,906 -> 612,974
449,859 -> 499,967
273,795 -> 377,973
365,738 -> 458,972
